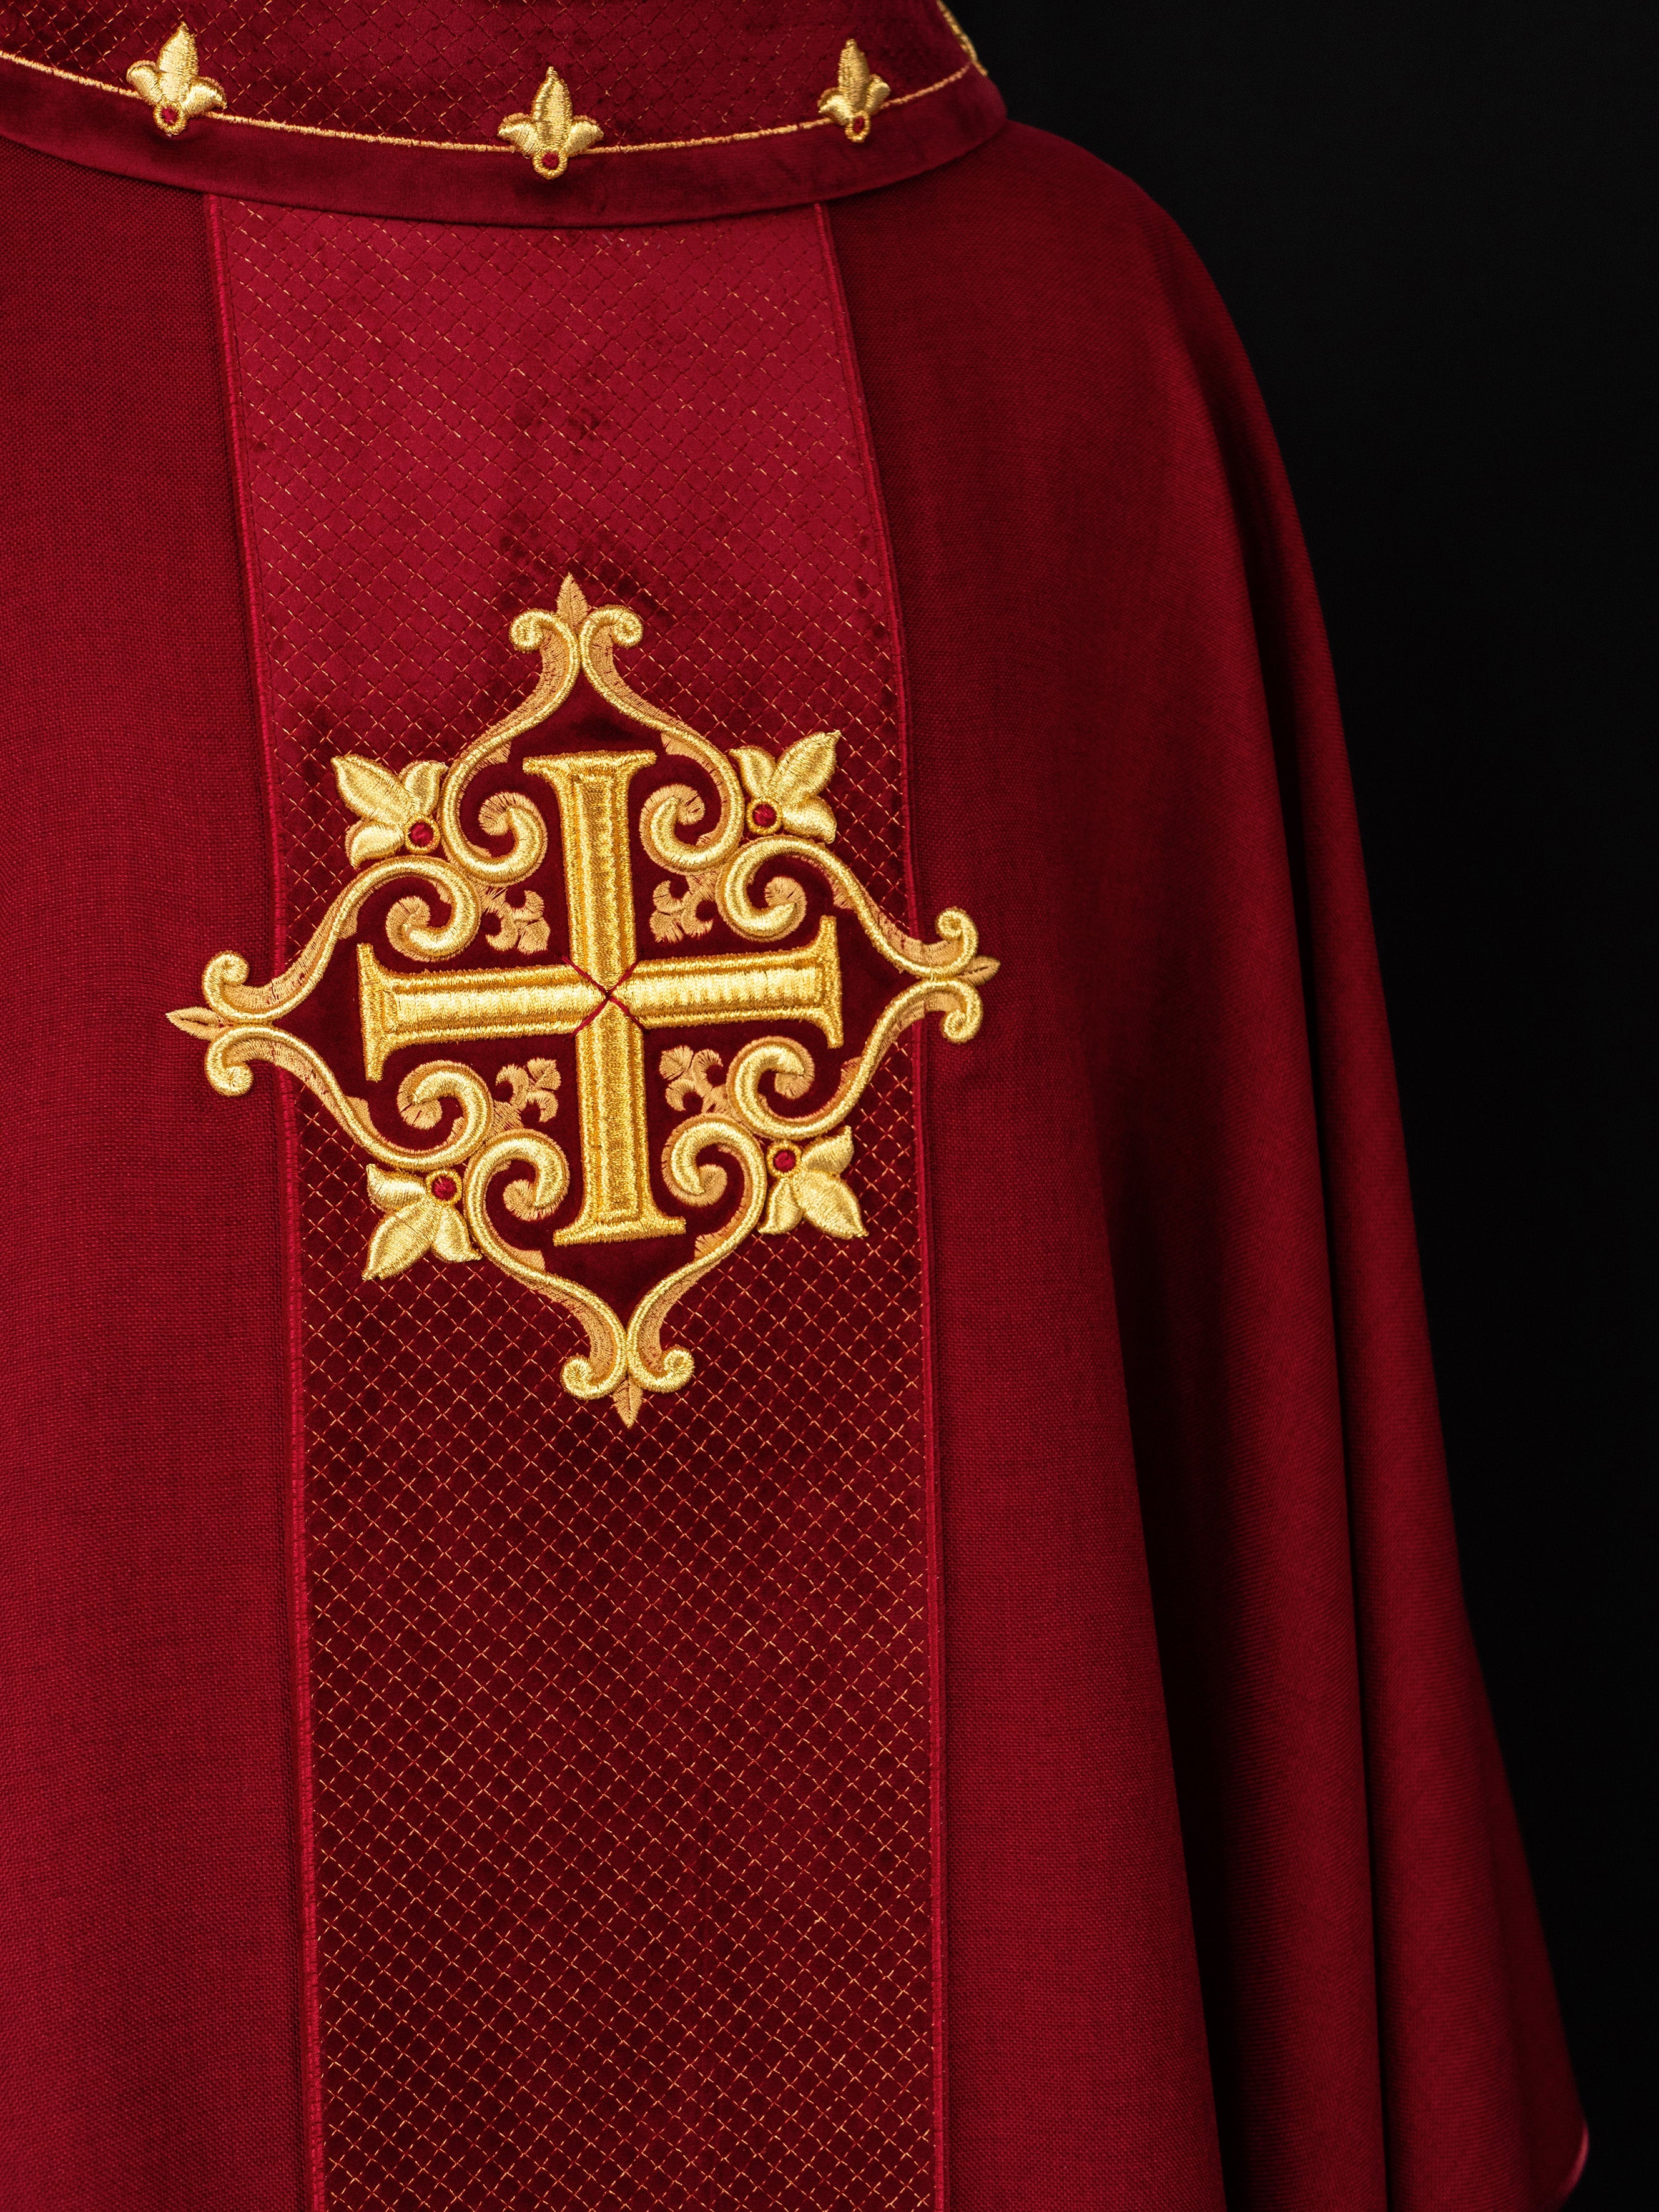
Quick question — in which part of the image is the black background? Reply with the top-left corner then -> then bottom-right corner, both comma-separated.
955,2 -> 1652,2202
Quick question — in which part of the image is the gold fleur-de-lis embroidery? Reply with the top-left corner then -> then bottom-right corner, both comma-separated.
761,1128 -> 867,1239
818,39 -> 890,142
363,1164 -> 479,1280
333,755 -> 445,865
734,731 -> 839,842
498,66 -> 604,180
126,22 -> 225,137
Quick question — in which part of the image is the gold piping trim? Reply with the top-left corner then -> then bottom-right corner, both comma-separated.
0,47 -> 973,157
935,3 -> 990,76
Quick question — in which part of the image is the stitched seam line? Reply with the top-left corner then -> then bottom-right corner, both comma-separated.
814,195 -> 950,2212
203,192 -> 329,2212
568,958 -> 644,1034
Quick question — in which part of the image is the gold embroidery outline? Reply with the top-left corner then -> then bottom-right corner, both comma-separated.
169,580 -> 997,1423
0,46 -> 972,156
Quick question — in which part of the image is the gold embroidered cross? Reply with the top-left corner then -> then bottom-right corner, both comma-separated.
357,745 -> 842,1245
169,579 -> 995,1422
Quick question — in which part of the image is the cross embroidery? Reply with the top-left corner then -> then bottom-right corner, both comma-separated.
168,582 -> 994,1420
357,749 -> 841,1245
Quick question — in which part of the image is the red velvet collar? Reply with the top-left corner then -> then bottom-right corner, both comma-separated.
0,1 -> 1002,224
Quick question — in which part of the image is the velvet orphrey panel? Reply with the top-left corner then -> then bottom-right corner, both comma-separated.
215,200 -> 933,2211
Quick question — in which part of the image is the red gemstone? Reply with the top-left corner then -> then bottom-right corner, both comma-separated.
429,1174 -> 459,1202
772,1149 -> 797,1175
751,802 -> 778,829
157,103 -> 180,125
407,818 -> 436,848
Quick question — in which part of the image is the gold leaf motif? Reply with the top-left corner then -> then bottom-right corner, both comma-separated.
430,1206 -> 480,1264
127,22 -> 225,137
661,1047 -> 727,1115
499,65 -> 604,180
734,730 -> 839,843
817,39 -> 890,142
166,1005 -> 227,1041
761,1126 -> 866,1239
795,1164 -> 865,1238
762,1179 -> 803,1234
363,1163 -> 478,1279
650,868 -> 720,942
334,754 -> 444,867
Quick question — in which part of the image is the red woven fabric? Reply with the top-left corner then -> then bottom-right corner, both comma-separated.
0,0 -> 972,140
0,136 -> 307,2211
215,196 -> 935,2210
0,37 -> 1584,2212
0,41 -> 1003,228
833,126 -> 1584,2212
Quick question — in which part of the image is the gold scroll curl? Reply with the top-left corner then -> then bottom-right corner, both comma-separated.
461,1130 -> 628,1400
719,835 -> 981,976
726,976 -> 985,1142
202,1026 -> 495,1167
578,603 -> 746,874
627,1116 -> 769,1395
202,857 -> 484,1021
435,607 -> 577,886
460,1118 -> 766,1412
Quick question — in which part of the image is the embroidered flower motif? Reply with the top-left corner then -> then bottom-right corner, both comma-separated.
127,23 -> 225,137
650,868 -> 721,943
493,1059 -> 561,1129
761,1127 -> 866,1238
498,66 -> 604,180
363,1163 -> 478,1280
661,1046 -> 729,1115
481,888 -> 551,954
332,755 -> 445,866
733,730 -> 839,842
818,40 -> 890,142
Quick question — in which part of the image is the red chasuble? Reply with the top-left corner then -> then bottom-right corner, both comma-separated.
0,6 -> 1584,2210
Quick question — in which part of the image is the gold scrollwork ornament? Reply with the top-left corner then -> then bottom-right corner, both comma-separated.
169,576 -> 996,1424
